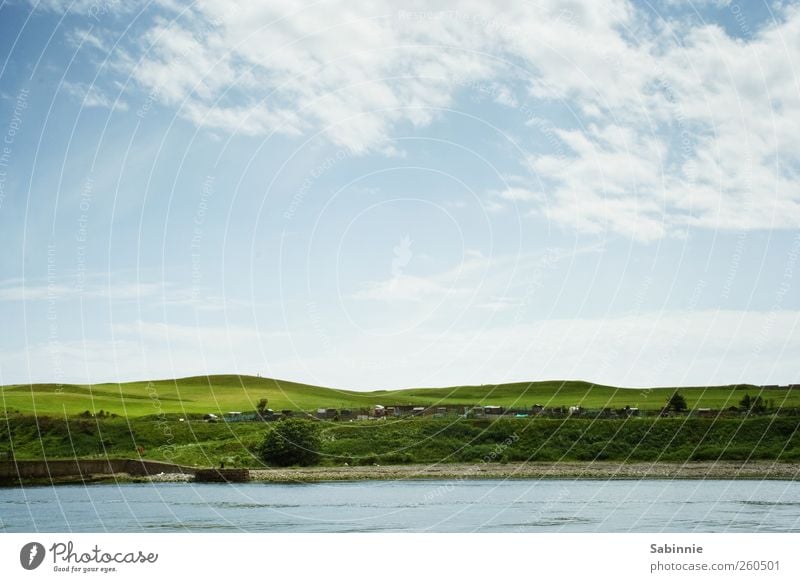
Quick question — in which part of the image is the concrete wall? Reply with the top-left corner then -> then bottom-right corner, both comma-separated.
195,468 -> 250,482
0,459 -> 196,480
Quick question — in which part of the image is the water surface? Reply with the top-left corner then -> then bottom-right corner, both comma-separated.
1,480 -> 799,532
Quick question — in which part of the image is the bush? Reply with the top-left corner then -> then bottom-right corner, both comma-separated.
739,394 -> 766,414
259,418 -> 322,466
381,452 -> 414,464
357,454 -> 379,466
667,391 -> 688,413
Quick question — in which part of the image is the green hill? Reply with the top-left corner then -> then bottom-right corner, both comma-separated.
1,374 -> 796,418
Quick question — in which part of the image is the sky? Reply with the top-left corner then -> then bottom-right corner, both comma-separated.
0,0 -> 798,390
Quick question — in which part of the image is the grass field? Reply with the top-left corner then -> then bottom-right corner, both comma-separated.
1,374 -> 797,418
3,415 -> 799,467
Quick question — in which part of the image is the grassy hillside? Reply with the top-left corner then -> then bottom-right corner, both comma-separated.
1,375 -> 797,418
3,415 -> 799,467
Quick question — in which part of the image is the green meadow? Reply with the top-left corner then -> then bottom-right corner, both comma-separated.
3,415 -> 799,467
2,374 -> 797,418
3,376 -> 798,468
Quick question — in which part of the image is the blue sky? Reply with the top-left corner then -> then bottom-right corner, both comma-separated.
0,0 -> 798,389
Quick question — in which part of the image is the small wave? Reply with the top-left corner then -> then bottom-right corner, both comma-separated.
141,522 -> 244,531
481,516 -> 596,529
739,500 -> 800,507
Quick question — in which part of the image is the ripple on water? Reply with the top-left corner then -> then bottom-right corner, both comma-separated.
482,516 -> 597,529
200,502 -> 305,509
739,500 -> 800,507
142,521 -> 244,531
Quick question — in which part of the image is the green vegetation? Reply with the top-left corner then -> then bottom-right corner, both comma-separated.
259,418 -> 321,466
0,414 -> 266,468
740,393 -> 767,415
666,391 -> 688,413
2,414 -> 799,467
321,417 -> 800,464
1,375 -> 798,418
2,376 -> 797,468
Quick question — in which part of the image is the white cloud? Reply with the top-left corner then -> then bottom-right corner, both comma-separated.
520,6 -> 800,239
352,274 -> 463,302
121,1 -> 502,153
32,0 -> 142,16
42,0 -> 800,241
0,279 -> 254,314
0,280 -> 162,302
527,123 -> 669,241
349,245 -> 598,319
494,186 -> 542,202
62,81 -> 128,111
493,84 -> 518,107
476,296 -> 520,312
65,27 -> 107,51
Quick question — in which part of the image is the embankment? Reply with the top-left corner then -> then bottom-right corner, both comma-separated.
0,458 -> 195,485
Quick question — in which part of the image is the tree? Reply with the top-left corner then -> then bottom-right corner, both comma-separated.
666,391 -> 688,413
739,393 -> 752,411
259,418 -> 322,467
739,393 -> 766,414
256,398 -> 269,415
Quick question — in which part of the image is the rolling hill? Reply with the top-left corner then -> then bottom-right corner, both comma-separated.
1,374 -> 796,418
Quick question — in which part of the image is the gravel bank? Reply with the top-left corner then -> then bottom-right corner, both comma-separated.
248,461 -> 800,483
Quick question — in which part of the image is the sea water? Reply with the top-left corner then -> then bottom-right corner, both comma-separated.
1,479 -> 798,532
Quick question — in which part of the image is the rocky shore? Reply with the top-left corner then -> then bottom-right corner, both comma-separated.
248,461 -> 800,483
6,461 -> 799,487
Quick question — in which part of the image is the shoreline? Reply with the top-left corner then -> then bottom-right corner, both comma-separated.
3,461 -> 799,487
248,461 -> 800,483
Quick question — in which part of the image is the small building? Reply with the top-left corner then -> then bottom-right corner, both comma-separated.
546,406 -> 567,417
484,405 -> 504,416
391,405 -> 420,416
224,411 -> 258,422
467,406 -> 485,418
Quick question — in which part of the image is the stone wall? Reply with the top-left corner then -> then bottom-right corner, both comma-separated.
0,458 -> 196,480
194,468 -> 250,482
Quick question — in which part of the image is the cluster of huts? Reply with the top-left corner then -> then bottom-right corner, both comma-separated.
211,404 -> 646,423
205,384 -> 799,423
